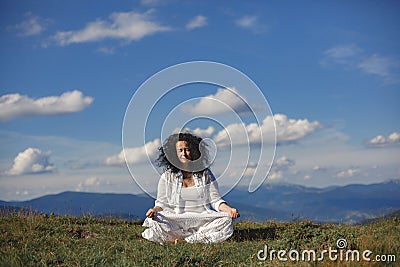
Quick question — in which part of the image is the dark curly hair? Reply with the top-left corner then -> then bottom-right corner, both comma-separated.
157,132 -> 211,174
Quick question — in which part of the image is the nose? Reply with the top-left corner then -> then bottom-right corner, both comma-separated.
182,152 -> 188,159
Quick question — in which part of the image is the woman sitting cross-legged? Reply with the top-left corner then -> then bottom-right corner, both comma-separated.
141,132 -> 240,244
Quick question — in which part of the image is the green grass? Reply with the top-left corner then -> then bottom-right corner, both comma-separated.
0,212 -> 398,266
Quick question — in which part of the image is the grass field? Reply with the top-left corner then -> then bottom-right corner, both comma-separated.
0,212 -> 398,266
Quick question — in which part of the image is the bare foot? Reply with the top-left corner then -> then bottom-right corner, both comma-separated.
174,239 -> 184,245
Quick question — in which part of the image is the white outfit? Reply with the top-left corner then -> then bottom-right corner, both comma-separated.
142,169 -> 233,244
180,186 -> 207,213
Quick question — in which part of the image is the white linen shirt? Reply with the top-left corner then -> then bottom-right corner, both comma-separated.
154,169 -> 226,213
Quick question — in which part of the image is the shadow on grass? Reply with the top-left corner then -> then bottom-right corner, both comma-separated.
231,227 -> 276,242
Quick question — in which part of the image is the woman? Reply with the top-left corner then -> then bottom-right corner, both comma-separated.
142,132 -> 240,244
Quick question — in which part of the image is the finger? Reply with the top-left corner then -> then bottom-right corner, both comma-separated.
231,209 -> 237,218
232,211 -> 239,219
146,211 -> 154,218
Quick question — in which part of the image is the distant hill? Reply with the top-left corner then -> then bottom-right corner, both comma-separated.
1,180 -> 399,224
358,209 -> 400,225
223,179 -> 400,224
0,191 -> 154,221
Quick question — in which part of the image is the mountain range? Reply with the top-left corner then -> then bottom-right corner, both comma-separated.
1,180 -> 399,224
223,180 -> 400,224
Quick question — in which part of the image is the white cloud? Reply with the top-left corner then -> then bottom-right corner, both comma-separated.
186,15 -> 207,30
76,177 -> 101,191
183,87 -> 250,116
236,15 -> 258,29
172,126 -> 215,138
336,168 -> 359,178
273,114 -> 323,142
358,54 -> 396,77
232,156 -> 295,182
274,156 -> 295,170
11,12 -> 48,36
0,90 -> 93,121
322,44 -> 399,83
366,132 -> 400,147
243,167 -> 256,177
104,139 -> 161,166
235,15 -> 266,33
84,176 -> 101,186
53,10 -> 171,46
214,114 -> 322,147
323,44 -> 362,64
192,126 -> 215,137
268,171 -> 283,180
265,156 -> 295,181
15,190 -> 29,196
312,165 -> 326,172
5,148 -> 56,176
213,122 -> 248,147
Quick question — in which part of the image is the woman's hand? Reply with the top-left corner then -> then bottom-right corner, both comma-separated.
218,202 -> 240,219
228,208 -> 240,219
146,206 -> 163,219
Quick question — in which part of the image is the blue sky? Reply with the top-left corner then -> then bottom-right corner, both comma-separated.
0,0 -> 399,201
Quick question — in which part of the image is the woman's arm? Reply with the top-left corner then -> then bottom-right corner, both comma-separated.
155,172 -> 168,208
206,170 -> 226,210
218,202 -> 240,219
146,172 -> 168,219
205,170 -> 240,219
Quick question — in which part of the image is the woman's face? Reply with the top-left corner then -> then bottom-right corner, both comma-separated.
176,141 -> 192,164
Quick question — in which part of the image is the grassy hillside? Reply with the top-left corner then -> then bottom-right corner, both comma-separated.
0,212 -> 398,266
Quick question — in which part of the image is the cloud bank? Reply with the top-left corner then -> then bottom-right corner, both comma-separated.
366,132 -> 400,147
76,177 -> 101,192
267,156 -> 295,181
0,90 -> 93,121
6,148 -> 56,176
336,168 -> 359,178
53,10 -> 171,45
214,114 -> 322,147
173,126 -> 215,138
192,126 -> 215,137
183,87 -> 250,116
104,139 -> 161,166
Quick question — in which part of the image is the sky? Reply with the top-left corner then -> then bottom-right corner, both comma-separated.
0,0 -> 399,201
